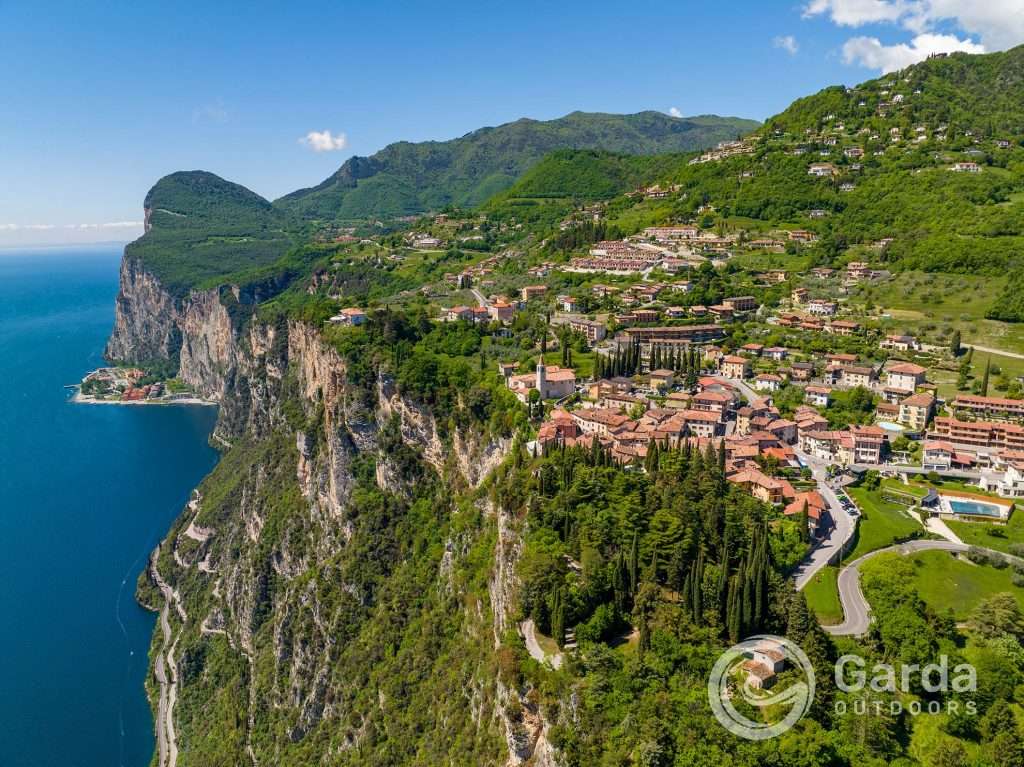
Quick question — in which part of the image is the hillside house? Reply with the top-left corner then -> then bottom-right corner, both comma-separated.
754,373 -> 783,392
886,362 -> 927,392
488,301 -> 514,323
328,307 -> 367,326
557,295 -> 579,312
720,355 -> 751,380
880,334 -> 920,352
805,385 -> 831,407
569,318 -> 607,343
807,299 -> 838,316
899,392 -> 934,432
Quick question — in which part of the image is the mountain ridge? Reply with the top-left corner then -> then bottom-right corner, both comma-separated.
273,110 -> 759,219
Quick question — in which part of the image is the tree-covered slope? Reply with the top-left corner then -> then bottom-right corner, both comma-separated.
766,45 -> 1024,138
127,171 -> 297,296
274,111 -> 759,220
490,149 -> 688,201
508,46 -> 1024,281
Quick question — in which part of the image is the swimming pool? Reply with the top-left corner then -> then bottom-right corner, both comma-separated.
946,498 -> 1008,518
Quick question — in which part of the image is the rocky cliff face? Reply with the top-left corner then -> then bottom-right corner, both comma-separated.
106,256 -> 184,366
115,253 -> 557,766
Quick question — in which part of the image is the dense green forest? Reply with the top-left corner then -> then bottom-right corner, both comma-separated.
274,111 -> 758,220
128,171 -> 298,295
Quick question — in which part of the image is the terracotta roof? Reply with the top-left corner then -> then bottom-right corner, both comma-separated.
888,362 -> 927,375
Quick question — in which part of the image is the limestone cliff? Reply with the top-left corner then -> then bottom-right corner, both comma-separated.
113,249 -> 557,767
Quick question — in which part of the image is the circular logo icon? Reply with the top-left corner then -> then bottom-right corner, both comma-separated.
707,634 -> 815,740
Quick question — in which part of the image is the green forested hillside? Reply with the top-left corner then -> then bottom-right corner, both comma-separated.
536,48 -> 1024,279
492,149 -> 687,200
273,111 -> 758,220
127,171 -> 297,296
767,46 -> 1024,138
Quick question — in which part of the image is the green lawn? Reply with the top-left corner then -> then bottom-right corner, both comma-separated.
919,477 -> 1010,500
802,567 -> 842,625
862,550 -> 1024,619
947,510 -> 1024,555
543,349 -> 596,379
844,486 -> 924,562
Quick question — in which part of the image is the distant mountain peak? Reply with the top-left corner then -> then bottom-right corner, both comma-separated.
273,110 -> 759,220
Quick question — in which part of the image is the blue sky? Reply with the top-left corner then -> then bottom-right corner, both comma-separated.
2,0 -> 1020,246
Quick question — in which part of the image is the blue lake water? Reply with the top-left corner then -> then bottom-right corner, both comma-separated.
0,247 -> 219,766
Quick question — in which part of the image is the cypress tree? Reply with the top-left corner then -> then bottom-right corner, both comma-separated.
981,355 -> 991,396
613,555 -> 627,616
629,532 -> 640,597
551,589 -> 565,646
668,545 -> 686,592
799,500 -> 810,543
727,578 -> 741,642
740,556 -> 752,634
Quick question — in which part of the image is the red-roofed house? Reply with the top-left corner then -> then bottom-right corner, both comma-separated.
784,491 -> 827,533
721,355 -> 751,379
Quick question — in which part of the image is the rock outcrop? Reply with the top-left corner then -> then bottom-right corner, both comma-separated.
113,249 -> 557,766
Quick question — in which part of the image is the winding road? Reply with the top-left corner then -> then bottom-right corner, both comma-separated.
150,548 -> 186,767
709,375 -> 856,589
825,541 -> 1024,636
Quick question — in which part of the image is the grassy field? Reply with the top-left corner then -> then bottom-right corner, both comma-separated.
802,567 -> 842,625
863,550 -> 1024,618
854,271 -> 1024,358
881,478 -> 928,498
947,510 -> 1024,555
542,349 -> 596,379
845,486 -> 923,562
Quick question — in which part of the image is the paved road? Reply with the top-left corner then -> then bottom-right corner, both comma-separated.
707,375 -> 857,588
826,541 -> 1024,636
711,374 -> 759,404
150,550 -> 181,767
520,619 -> 563,670
792,451 -> 856,589
965,344 -> 1024,361
852,463 -> 983,481
470,288 -> 488,308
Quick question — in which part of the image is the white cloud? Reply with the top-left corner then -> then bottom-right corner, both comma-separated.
803,0 -> 908,26
804,1 -> 1024,53
0,221 -> 141,231
773,35 -> 800,54
842,32 -> 985,71
0,223 -> 56,231
668,107 -> 683,118
299,130 -> 348,152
